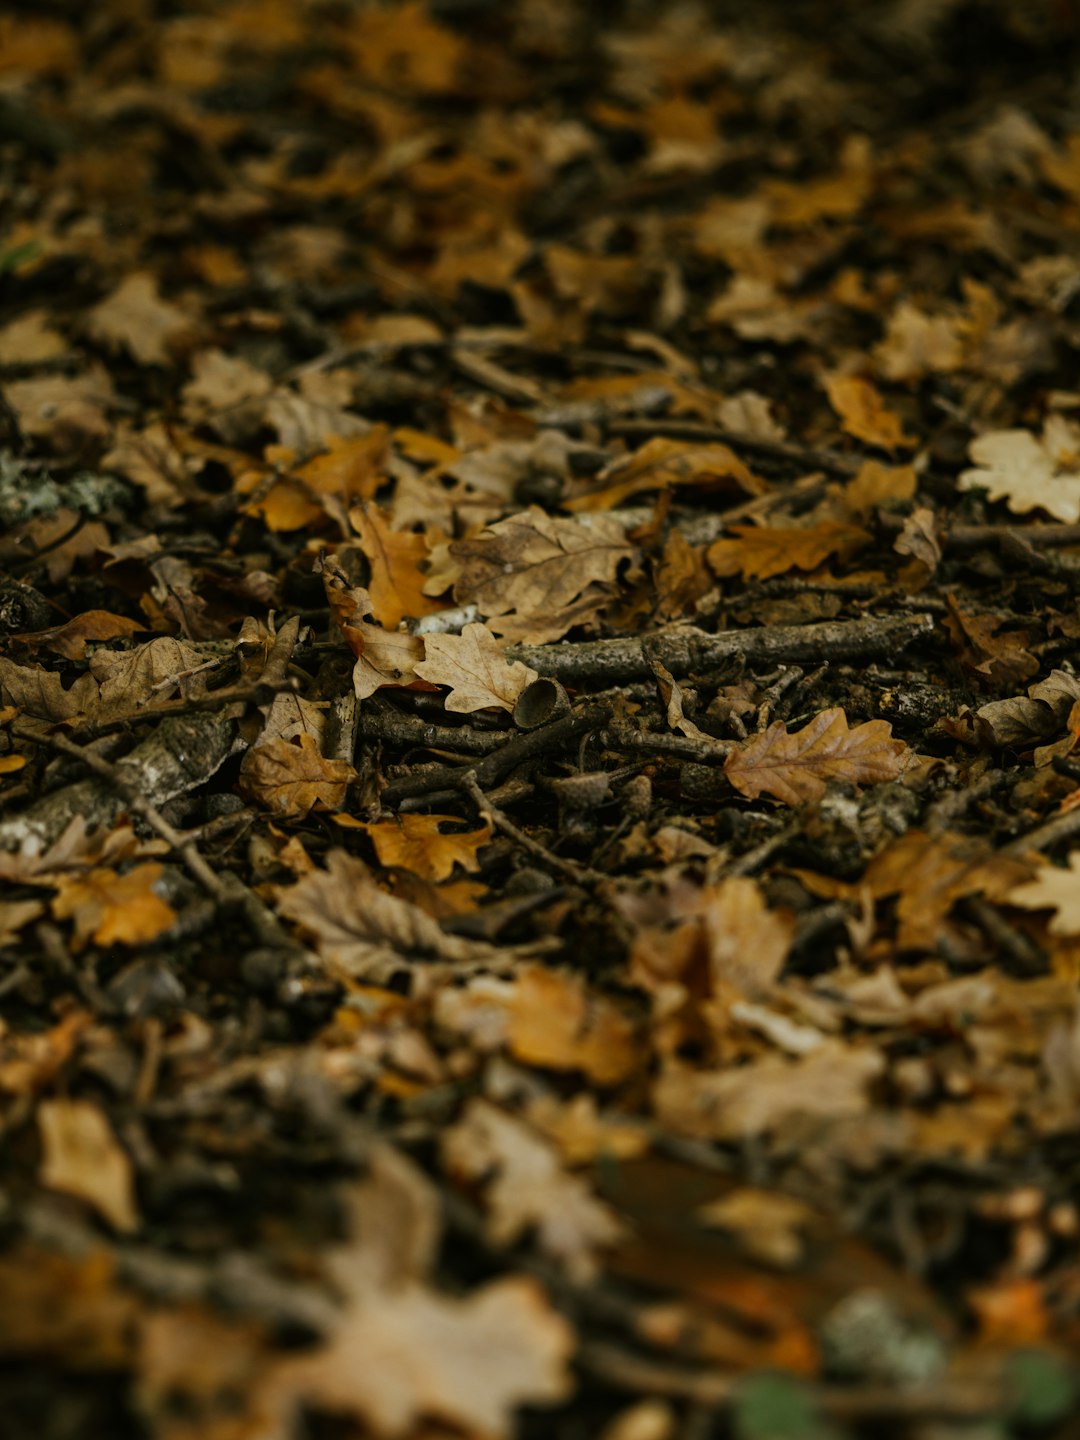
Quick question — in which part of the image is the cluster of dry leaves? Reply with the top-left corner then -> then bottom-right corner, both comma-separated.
4,1 -> 1080,1437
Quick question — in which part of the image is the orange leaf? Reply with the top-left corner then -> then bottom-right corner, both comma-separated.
350,504 -> 442,628
724,707 -> 909,806
50,862 -> 176,950
825,374 -> 915,450
294,428 -> 390,502
361,813 -> 491,883
707,521 -> 870,581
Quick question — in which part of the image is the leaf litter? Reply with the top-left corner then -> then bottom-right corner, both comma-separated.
2,3 -> 1080,1439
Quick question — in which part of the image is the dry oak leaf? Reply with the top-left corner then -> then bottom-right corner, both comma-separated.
239,733 -> 355,819
824,374 -> 915,450
361,813 -> 492,883
943,595 -> 1039,690
959,415 -> 1080,523
707,521 -> 870,581
443,1099 -> 626,1281
506,964 -> 639,1086
318,556 -> 425,699
85,272 -> 194,366
50,862 -> 176,951
865,829 -> 1033,952
274,1143 -> 573,1437
563,436 -> 764,513
724,707 -> 909,806
414,622 -> 538,714
1007,854 -> 1080,936
279,848 -> 501,981
350,504 -> 442,628
37,1098 -> 138,1232
450,505 -> 636,641
654,1041 -> 884,1142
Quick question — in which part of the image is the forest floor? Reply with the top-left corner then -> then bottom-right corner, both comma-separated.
4,1 -> 1080,1437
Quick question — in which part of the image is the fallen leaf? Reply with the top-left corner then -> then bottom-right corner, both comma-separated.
239,732 -> 356,819
959,415 -> 1080,522
506,965 -> 640,1085
50,862 -> 176,950
279,849 -> 502,981
85,271 -> 194,365
361,813 -> 491,882
350,504 -> 442,628
450,505 -> 637,642
1007,854 -> 1080,935
724,708 -> 909,806
825,374 -> 915,449
415,622 -> 538,713
707,522 -> 870,581
37,1098 -> 138,1232
443,1099 -> 625,1280
318,556 -> 425,699
564,436 -> 763,513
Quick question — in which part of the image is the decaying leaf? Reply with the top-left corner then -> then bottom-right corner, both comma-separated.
239,733 -> 355,819
450,505 -> 637,642
279,848 -> 502,980
415,622 -> 538,713
37,1098 -> 138,1232
724,708 -> 909,806
85,272 -> 194,366
319,555 -> 425,699
275,1143 -> 573,1436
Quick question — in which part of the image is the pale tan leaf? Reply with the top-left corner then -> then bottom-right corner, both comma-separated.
724,707 -> 909,806
443,1099 -> 625,1280
415,622 -> 538,714
85,272 -> 194,365
38,1098 -> 138,1232
1007,853 -> 1080,935
959,415 -> 1080,522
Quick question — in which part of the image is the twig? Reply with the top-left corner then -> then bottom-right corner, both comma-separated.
1005,803 -> 1080,857
460,771 -> 603,885
357,710 -> 507,756
506,613 -> 934,686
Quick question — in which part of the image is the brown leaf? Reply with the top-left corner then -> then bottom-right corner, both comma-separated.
943,595 -> 1039,690
239,732 -> 356,819
451,505 -> 637,642
825,374 -> 915,449
50,862 -> 176,950
318,556 -> 425,699
279,849 -> 502,980
350,504 -> 442,628
415,622 -> 538,713
443,1099 -> 625,1280
707,521 -> 870,581
724,707 -> 910,806
506,965 -> 639,1085
563,436 -> 763,513
85,272 -> 195,366
361,813 -> 492,882
38,1098 -> 138,1232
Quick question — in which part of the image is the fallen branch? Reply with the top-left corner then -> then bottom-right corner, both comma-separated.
506,612 -> 934,685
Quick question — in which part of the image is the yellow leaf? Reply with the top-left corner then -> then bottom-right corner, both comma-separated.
350,504 -> 442,628
825,374 -> 915,450
38,1098 -> 138,1232
707,521 -> 870,581
51,862 -> 176,950
361,813 -> 492,883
